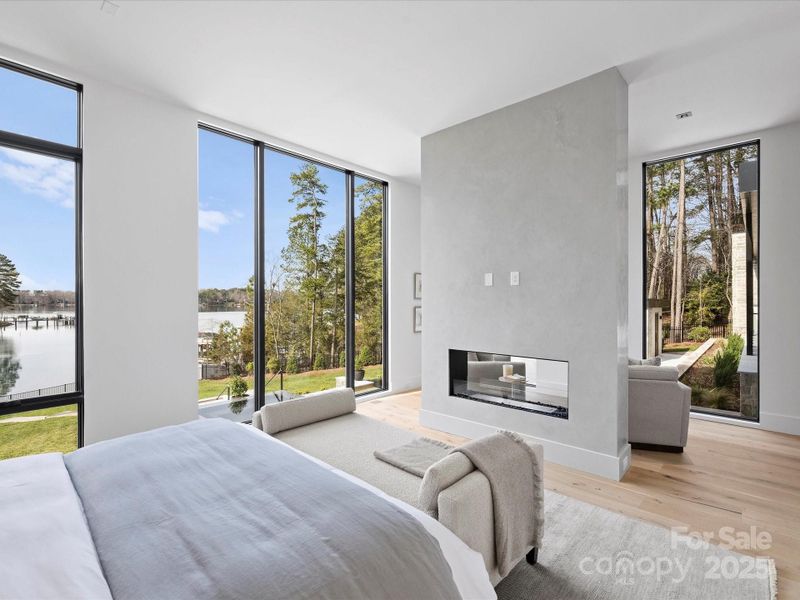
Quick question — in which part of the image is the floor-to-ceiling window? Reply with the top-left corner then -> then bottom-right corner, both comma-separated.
353,176 -> 386,396
263,149 -> 348,400
197,128 -> 255,421
0,60 -> 83,458
643,142 -> 759,420
197,125 -> 387,419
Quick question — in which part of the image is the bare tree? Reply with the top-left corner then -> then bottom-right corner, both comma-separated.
670,160 -> 687,332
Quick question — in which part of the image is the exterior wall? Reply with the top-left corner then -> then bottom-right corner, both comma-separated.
420,68 -> 630,479
731,231 -> 748,339
645,306 -> 662,359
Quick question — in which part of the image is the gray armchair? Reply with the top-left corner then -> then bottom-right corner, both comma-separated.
628,365 -> 691,452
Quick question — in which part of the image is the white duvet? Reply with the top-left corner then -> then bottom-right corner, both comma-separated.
0,432 -> 494,600
0,453 -> 112,600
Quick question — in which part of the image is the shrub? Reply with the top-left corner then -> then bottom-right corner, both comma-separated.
727,333 -> 745,357
356,346 -> 375,371
313,353 -> 327,371
692,386 -> 737,410
286,354 -> 299,374
713,333 -> 745,388
229,362 -> 244,377
267,356 -> 280,374
688,326 -> 711,342
230,375 -> 248,397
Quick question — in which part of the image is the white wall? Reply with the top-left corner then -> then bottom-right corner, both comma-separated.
387,179 -> 423,392
420,69 -> 630,480
628,121 -> 800,435
82,81 -> 199,443
0,44 -> 422,443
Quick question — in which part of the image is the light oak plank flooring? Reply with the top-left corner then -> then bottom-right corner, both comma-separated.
358,390 -> 800,597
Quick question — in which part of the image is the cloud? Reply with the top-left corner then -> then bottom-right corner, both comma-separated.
198,209 -> 230,233
0,148 -> 75,208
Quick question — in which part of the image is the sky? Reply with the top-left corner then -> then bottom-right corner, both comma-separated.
199,128 -> 346,289
0,63 -> 353,293
0,66 -> 77,291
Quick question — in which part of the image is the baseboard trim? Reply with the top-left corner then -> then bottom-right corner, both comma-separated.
691,410 -> 800,436
388,376 -> 422,395
630,442 -> 684,453
420,408 -> 631,480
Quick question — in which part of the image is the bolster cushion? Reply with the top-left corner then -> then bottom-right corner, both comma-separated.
418,452 -> 475,517
259,388 -> 356,435
251,410 -> 263,431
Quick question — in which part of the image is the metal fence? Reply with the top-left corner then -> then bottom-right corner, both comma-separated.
199,363 -> 229,380
0,382 -> 77,404
662,324 -> 730,346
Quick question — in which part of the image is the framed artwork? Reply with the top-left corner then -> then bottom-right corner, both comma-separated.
413,306 -> 422,333
414,272 -> 422,299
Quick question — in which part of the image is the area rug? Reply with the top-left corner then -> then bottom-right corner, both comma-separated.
496,491 -> 776,600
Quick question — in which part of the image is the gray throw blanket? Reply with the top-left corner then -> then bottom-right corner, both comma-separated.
65,419 -> 461,600
453,430 -> 544,577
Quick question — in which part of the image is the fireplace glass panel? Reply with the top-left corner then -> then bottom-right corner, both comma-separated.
449,349 -> 568,419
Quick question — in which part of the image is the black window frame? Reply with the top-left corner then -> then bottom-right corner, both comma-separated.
641,139 -> 760,422
0,58 -> 84,446
198,123 -> 389,414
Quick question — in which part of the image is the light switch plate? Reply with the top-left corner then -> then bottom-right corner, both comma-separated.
484,273 -> 493,286
510,271 -> 520,286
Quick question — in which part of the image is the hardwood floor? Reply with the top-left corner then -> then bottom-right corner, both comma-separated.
359,390 -> 800,597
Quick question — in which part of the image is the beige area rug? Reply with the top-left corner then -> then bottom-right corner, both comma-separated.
496,491 -> 776,600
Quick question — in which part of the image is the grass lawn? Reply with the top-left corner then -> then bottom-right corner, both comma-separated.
663,341 -> 703,354
0,404 -> 78,460
0,405 -> 76,420
198,365 -> 384,400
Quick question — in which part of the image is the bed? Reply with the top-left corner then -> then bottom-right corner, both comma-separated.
0,418 -> 495,600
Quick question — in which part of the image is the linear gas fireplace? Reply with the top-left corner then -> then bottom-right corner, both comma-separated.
449,349 -> 568,419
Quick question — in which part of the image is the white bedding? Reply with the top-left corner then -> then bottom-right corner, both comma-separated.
0,429 -> 495,600
242,424 -> 497,600
0,453 -> 112,600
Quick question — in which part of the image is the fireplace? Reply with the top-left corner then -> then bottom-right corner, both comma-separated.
449,349 -> 568,419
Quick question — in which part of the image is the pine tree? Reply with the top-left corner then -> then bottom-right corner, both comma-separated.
281,163 -> 328,369
354,180 -> 384,364
0,254 -> 21,311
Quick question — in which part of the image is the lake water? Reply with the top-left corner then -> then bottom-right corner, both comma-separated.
0,308 -> 246,398
0,307 -> 76,398
198,310 -> 246,333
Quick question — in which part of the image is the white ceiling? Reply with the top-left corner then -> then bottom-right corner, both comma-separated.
1,1 -> 799,181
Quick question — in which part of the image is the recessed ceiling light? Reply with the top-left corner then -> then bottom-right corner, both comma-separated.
675,111 -> 693,120
100,0 -> 119,15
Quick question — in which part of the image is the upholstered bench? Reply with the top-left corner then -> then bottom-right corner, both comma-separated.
251,387 -> 543,585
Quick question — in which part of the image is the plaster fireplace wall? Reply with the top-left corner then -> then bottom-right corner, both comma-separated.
420,68 -> 630,480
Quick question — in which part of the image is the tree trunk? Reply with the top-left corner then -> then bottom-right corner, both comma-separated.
702,156 -> 719,273
671,160 -> 687,336
646,170 -> 655,268
308,205 -> 320,368
726,151 -> 739,225
714,153 -> 728,260
648,206 -> 668,300
329,273 -> 339,367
